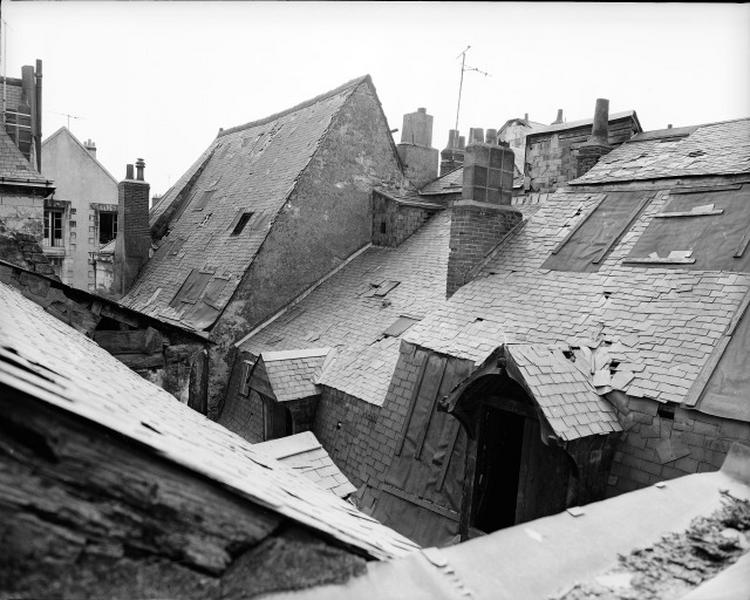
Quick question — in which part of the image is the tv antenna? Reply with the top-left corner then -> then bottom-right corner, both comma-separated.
454,45 -> 490,132
50,110 -> 83,129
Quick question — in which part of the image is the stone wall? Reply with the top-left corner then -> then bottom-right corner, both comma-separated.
371,191 -> 438,248
607,391 -> 750,495
524,118 -> 639,193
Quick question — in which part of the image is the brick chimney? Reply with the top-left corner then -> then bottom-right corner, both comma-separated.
440,129 -> 465,176
83,139 -> 97,159
447,141 -> 523,297
397,107 -> 439,188
575,98 -> 612,177
113,159 -> 150,297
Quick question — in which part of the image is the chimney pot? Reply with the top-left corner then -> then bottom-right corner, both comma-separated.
524,112 -> 529,121
589,98 -> 610,145
667,124 -> 673,129
126,164 -> 134,180
553,109 -> 564,125
418,107 -> 426,113
485,129 -> 498,145
135,158 -> 146,181
469,128 -> 484,144
447,129 -> 460,149
458,136 -> 466,149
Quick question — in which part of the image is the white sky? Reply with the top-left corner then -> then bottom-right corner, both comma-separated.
3,2 -> 749,196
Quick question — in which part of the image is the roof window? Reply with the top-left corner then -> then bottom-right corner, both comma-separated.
231,212 -> 254,236
383,316 -> 421,338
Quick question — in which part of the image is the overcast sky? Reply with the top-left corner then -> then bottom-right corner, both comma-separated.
3,2 -> 749,196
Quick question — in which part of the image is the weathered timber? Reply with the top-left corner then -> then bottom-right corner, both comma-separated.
0,389 -> 367,599
93,326 -> 164,355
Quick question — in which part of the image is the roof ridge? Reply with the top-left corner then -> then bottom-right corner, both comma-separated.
217,75 -> 371,138
638,116 -> 750,137
42,126 -> 119,185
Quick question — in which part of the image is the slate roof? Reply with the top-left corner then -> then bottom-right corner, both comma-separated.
573,118 -> 750,184
262,348 -> 331,402
239,210 -> 453,406
505,344 -> 622,440
121,76 -> 373,330
419,168 -> 463,196
254,431 -> 357,498
0,128 -> 48,184
0,281 -> 418,559
404,182 -> 750,412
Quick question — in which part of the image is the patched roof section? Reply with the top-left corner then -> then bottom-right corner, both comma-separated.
0,129 -> 47,183
240,210 -> 452,406
0,281 -> 418,559
506,344 -> 622,440
573,118 -> 750,184
122,76 -> 370,330
254,431 -> 357,498
405,185 -> 750,414
262,348 -> 330,402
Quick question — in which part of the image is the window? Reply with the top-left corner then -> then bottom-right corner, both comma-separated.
43,209 -> 64,248
231,212 -> 253,236
98,211 -> 117,245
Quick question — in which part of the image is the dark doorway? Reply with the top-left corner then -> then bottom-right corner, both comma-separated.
473,405 -> 525,532
263,396 -> 292,440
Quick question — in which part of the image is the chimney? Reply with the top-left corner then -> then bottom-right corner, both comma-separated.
552,109 -> 564,125
524,113 -> 529,122
34,60 -> 42,171
440,128 -> 465,176
575,98 -> 612,177
447,142 -> 522,297
397,107 -> 438,188
114,160 -> 151,297
469,128 -> 484,144
485,129 -> 498,145
84,139 -> 97,159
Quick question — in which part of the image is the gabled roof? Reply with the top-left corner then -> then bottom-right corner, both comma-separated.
0,128 -> 49,184
260,347 -> 331,402
254,431 -> 357,498
526,110 -> 641,138
0,280 -> 418,559
404,181 -> 750,417
572,117 -> 750,184
42,126 -> 119,185
121,76 -> 375,330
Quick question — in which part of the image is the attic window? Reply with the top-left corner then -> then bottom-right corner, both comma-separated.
542,191 -> 654,272
231,212 -> 254,236
369,280 -> 401,297
193,189 -> 215,211
383,316 -> 421,338
625,183 -> 750,272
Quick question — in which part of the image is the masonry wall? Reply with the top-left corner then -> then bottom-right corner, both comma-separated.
372,192 -> 437,247
218,354 -> 266,443
447,204 -> 522,296
525,118 -> 639,193
606,391 -> 750,496
208,81 -> 406,416
42,130 -> 118,291
0,190 -> 51,274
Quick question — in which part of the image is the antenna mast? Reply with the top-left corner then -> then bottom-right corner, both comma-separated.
454,45 -> 490,133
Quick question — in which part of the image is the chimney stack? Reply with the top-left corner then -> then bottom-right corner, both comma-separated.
485,129 -> 498,145
114,159 -> 151,297
440,128 -> 465,176
552,109 -> 564,125
397,107 -> 439,188
469,128 -> 484,144
447,141 -> 522,297
575,98 -> 612,177
84,139 -> 97,159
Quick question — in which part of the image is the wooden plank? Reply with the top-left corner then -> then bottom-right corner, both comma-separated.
458,434 -> 478,541
93,327 -> 163,355
380,483 -> 459,522
654,209 -> 723,218
114,352 -> 164,370
623,256 -> 696,265
395,351 -> 428,457
437,419 -> 461,492
414,357 -> 448,460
